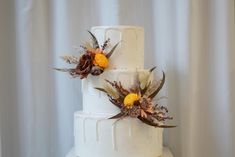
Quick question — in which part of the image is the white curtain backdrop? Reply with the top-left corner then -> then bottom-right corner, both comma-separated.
0,0 -> 234,157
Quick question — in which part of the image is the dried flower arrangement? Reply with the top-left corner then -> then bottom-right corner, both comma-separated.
95,67 -> 175,128
55,31 -> 119,79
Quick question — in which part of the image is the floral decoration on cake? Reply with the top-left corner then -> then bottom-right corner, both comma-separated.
55,31 -> 119,79
95,67 -> 175,128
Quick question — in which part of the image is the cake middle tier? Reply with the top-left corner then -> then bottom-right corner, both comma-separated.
82,69 -> 150,114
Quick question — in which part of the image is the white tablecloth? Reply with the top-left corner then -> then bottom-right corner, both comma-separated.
66,147 -> 173,157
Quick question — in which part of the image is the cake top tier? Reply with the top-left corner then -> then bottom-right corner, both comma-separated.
91,26 -> 144,70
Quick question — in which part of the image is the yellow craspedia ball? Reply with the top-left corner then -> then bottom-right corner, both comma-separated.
123,93 -> 140,108
93,53 -> 109,68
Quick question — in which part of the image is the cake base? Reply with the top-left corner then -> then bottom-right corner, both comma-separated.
66,147 -> 173,157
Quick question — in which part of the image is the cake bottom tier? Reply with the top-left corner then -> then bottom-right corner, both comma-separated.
74,111 -> 163,157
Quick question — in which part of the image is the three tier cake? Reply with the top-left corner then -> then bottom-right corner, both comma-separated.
56,26 -> 174,157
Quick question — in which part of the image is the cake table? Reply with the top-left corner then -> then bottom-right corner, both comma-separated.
66,147 -> 174,157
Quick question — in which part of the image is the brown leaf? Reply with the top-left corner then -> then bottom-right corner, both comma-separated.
102,38 -> 110,50
105,42 -> 120,58
148,71 -> 165,99
138,116 -> 176,128
109,112 -> 126,119
149,66 -> 157,73
94,87 -> 107,94
108,95 -> 123,108
53,68 -> 73,72
87,30 -> 99,49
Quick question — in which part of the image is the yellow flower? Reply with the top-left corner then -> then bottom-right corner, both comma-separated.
123,93 -> 140,108
93,53 -> 109,68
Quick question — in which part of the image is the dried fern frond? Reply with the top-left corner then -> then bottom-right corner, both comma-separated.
155,96 -> 168,101
105,80 -> 129,97
60,55 -> 80,64
53,68 -> 72,72
104,84 -> 120,99
54,68 -> 81,78
83,42 -> 93,50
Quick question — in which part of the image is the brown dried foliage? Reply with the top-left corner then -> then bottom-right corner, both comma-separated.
96,68 -> 176,128
55,31 -> 119,79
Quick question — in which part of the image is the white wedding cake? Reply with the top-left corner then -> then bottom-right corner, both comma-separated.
74,26 -> 163,157
56,25 -> 174,157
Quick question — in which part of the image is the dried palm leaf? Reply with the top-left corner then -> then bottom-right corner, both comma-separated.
139,67 -> 155,95
138,71 -> 149,89
144,80 -> 159,96
141,81 -> 151,96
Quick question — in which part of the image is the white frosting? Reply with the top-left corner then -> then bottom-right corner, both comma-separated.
91,26 -> 144,70
73,26 -> 164,157
82,69 -> 150,114
74,112 -> 163,157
